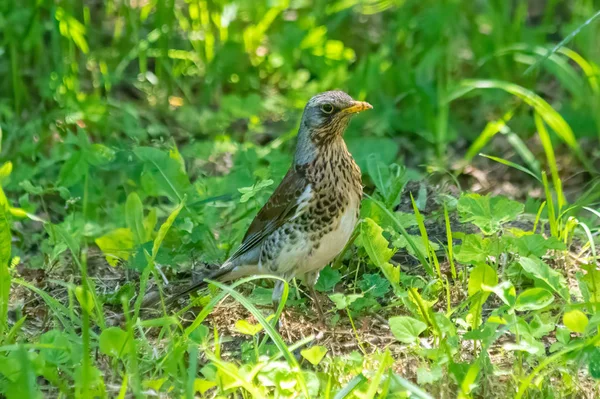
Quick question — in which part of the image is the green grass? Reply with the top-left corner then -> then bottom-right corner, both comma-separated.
1,0 -> 600,398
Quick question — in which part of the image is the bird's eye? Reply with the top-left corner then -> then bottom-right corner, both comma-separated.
320,103 -> 334,114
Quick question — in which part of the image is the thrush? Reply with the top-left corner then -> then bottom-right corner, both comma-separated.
161,91 -> 371,319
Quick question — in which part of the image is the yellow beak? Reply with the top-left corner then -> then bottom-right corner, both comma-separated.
342,101 -> 373,114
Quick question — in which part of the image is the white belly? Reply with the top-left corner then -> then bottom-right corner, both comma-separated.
300,198 -> 359,275
257,196 -> 359,279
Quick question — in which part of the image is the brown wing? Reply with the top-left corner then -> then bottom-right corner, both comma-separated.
228,165 -> 308,262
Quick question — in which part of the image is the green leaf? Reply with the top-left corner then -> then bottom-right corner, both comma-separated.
349,296 -> 380,312
468,264 -> 498,329
188,324 -> 210,345
367,154 -> 389,199
144,208 -> 158,239
389,316 -> 427,344
3,347 -> 43,399
134,147 -> 192,202
380,263 -> 400,287
358,273 -> 391,298
393,234 -> 439,258
102,282 -> 135,305
238,179 -> 273,203
328,293 -> 363,310
556,327 -> 571,344
58,152 -> 87,187
300,345 -> 328,365
234,320 -> 263,336
468,264 -> 498,296
86,144 -> 116,166
483,281 -> 516,307
75,286 -> 94,314
365,195 -> 432,276
366,156 -> 407,207
359,218 -> 398,284
529,313 -> 556,338
503,335 -> 545,355
39,330 -> 72,365
0,161 -> 12,181
194,379 -> 217,395
126,193 -> 146,245
51,224 -> 80,257
99,327 -> 128,358
56,7 -> 89,53
563,310 -> 588,333
455,234 -> 489,264
457,193 -> 524,235
460,361 -> 481,396
579,263 -> 600,303
416,365 -> 443,385
515,288 -> 554,311
95,228 -> 134,267
314,266 -> 341,292
512,234 -> 566,257
588,347 -> 600,379
248,286 -> 275,306
152,200 -> 185,260
19,180 -> 44,196
519,256 -> 569,300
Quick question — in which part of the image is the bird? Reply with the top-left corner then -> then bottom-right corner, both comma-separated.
155,91 -> 371,320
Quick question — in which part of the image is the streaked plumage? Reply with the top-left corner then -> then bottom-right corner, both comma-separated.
165,91 -> 371,318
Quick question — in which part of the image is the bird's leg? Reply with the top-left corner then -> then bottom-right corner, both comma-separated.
308,284 -> 325,324
305,271 -> 325,325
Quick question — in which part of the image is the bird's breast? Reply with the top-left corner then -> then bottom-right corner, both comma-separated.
301,193 -> 359,274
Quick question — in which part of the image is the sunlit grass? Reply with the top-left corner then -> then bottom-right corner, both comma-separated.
0,0 -> 599,398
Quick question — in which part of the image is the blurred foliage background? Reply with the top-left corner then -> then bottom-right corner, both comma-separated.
2,1 -> 600,397
1,0 -> 600,267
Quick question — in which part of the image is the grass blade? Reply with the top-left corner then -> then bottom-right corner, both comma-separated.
542,172 -> 558,238
448,79 -> 594,172
410,193 -> 439,278
12,278 -> 80,334
464,108 -> 515,163
0,205 -> 11,339
524,10 -> 600,76
333,374 -> 367,399
534,113 -> 565,211
479,154 -> 541,182
390,373 -> 435,399
365,350 -> 393,398
505,131 -> 542,177
443,204 -> 456,280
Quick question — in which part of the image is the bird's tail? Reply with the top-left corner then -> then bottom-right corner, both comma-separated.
140,261 -> 237,310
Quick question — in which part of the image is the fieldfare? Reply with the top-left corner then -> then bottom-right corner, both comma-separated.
168,91 -> 371,319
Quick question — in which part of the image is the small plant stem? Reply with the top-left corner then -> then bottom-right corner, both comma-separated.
79,250 -> 91,398
346,308 -> 366,355
532,201 -> 546,234
445,277 -> 451,315
186,342 -> 198,399
444,204 -> 457,280
253,335 -> 259,363
122,298 -> 142,398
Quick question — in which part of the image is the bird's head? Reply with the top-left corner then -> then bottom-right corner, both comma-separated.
295,91 -> 372,164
